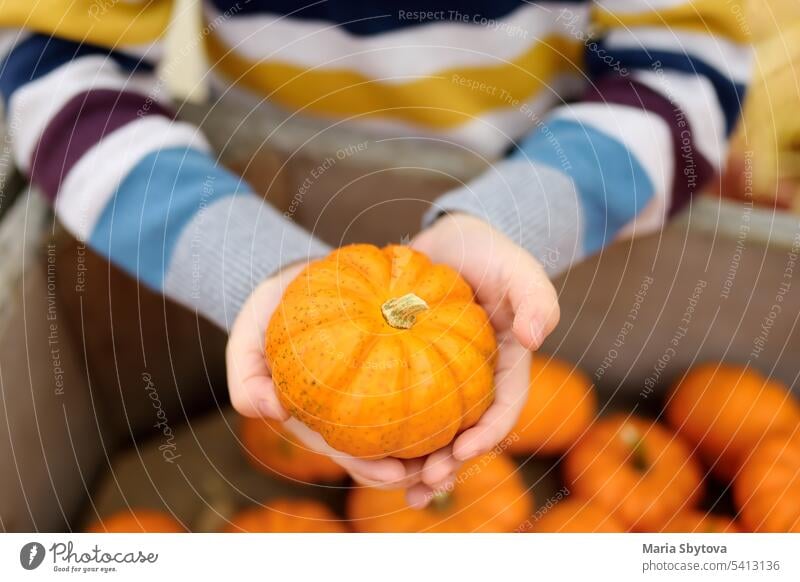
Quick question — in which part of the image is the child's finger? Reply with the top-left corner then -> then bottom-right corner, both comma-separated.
226,316 -> 289,420
509,258 -> 560,350
421,445 -> 461,487
452,338 -> 531,461
406,483 -> 434,509
234,375 -> 287,420
283,418 -> 410,487
227,262 -> 307,418
346,458 -> 424,490
340,457 -> 409,488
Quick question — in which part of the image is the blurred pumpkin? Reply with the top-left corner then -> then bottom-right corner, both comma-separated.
508,356 -> 596,456
224,499 -> 347,532
734,432 -> 800,532
659,511 -> 740,533
240,416 -> 346,482
266,244 -> 497,459
525,498 -> 627,533
347,454 -> 531,532
564,415 -> 703,531
86,508 -> 186,533
666,363 -> 800,479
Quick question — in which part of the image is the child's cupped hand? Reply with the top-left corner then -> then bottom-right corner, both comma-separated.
225,212 -> 560,505
226,261 -> 423,490
404,212 -> 560,506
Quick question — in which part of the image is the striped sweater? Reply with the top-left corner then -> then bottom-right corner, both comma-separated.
0,1 -> 751,329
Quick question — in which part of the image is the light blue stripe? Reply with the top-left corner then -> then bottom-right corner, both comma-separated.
513,119 -> 655,253
90,147 -> 252,289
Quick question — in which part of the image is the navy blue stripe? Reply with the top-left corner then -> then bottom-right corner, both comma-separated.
0,34 -> 152,104
210,0 -> 583,35
585,42 -> 746,135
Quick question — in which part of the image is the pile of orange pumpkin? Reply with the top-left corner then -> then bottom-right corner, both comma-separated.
87,358 -> 800,534
86,246 -> 800,533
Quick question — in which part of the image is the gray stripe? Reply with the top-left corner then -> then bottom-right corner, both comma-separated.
164,194 -> 330,330
423,160 -> 584,275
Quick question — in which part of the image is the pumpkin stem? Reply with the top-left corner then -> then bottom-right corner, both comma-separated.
429,490 -> 454,512
620,423 -> 649,473
381,293 -> 429,329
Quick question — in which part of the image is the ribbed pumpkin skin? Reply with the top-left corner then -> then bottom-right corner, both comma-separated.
734,434 -> 800,532
86,509 -> 186,533
224,499 -> 347,532
563,415 -> 703,532
240,416 -> 346,483
526,499 -> 627,533
347,454 -> 532,532
266,244 -> 497,459
666,363 -> 800,479
658,510 -> 740,533
508,356 -> 596,456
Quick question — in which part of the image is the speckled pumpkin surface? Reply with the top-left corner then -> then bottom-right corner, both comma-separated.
240,416 -> 347,483
86,508 -> 186,533
347,454 -> 532,532
266,244 -> 497,459
223,498 -> 348,532
563,415 -> 703,532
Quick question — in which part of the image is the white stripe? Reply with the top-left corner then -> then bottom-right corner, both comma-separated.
7,55 -> 168,172
212,72 -> 586,158
56,117 -> 209,241
633,69 -> 726,168
615,190 -> 667,240
208,2 -> 589,80
551,102 -> 674,201
0,28 -> 28,61
596,0 -> 692,12
604,27 -> 752,85
119,40 -> 165,63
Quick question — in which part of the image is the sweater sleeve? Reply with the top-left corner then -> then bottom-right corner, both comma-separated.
0,32 -> 329,330
424,0 -> 752,275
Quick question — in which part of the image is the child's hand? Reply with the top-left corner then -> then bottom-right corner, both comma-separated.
405,212 -> 560,506
226,213 -> 560,502
226,262 -> 422,489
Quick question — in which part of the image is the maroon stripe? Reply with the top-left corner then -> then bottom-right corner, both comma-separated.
30,89 -> 174,201
583,77 -> 714,215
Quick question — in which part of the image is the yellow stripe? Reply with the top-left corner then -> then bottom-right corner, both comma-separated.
0,0 -> 171,46
593,0 -> 751,43
207,33 -> 584,129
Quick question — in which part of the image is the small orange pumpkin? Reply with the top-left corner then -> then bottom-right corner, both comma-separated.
266,244 -> 497,459
666,363 -> 800,479
563,415 -> 703,531
734,432 -> 800,532
240,416 -> 346,483
658,511 -> 740,533
86,509 -> 186,533
224,499 -> 347,532
347,454 -> 532,532
524,498 -> 627,532
508,356 -> 596,456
